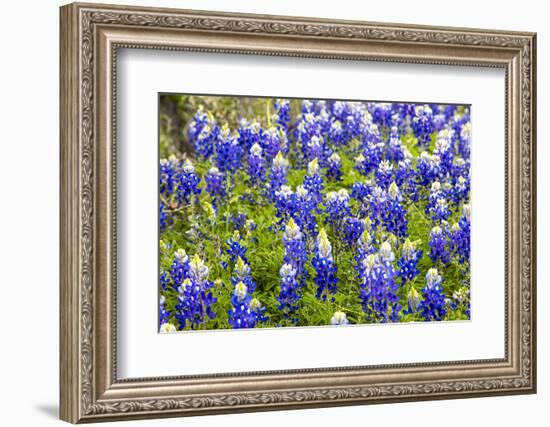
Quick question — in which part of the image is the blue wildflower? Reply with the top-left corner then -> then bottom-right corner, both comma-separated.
428,225 -> 450,264
168,249 -> 190,290
215,124 -> 242,173
174,255 -> 217,330
205,166 -> 225,204
159,295 -> 170,327
326,152 -> 343,181
418,268 -> 447,321
248,143 -> 266,185
382,182 -> 408,238
282,218 -> 308,285
375,160 -> 394,189
303,158 -> 324,210
269,151 -> 288,199
397,239 -> 422,285
226,231 -> 247,263
411,105 -> 434,148
277,263 -> 301,322
312,229 -> 338,301
160,155 -> 179,197
274,99 -> 291,132
262,127 -> 288,161
359,241 -> 402,323
176,159 -> 201,204
325,189 -> 351,225
343,217 -> 365,247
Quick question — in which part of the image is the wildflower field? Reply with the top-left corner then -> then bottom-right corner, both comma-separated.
158,95 -> 471,332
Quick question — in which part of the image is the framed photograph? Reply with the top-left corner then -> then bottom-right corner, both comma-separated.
60,2 -> 537,423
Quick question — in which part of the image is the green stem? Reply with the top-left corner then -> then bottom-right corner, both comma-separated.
266,99 -> 272,127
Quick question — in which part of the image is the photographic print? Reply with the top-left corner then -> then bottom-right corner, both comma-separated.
158,95 -> 471,332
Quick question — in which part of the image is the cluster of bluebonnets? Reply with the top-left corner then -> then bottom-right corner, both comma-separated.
159,97 -> 471,332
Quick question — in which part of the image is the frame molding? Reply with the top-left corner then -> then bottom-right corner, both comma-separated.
60,2 -> 536,423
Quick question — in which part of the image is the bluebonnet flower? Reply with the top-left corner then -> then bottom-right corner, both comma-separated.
404,287 -> 421,315
187,108 -> 208,142
262,127 -> 288,161
169,248 -> 190,290
231,256 -> 257,293
459,120 -> 471,159
356,138 -> 383,175
355,229 -> 374,278
274,99 -> 291,132
350,180 -> 373,206
248,143 -> 266,185
368,186 -> 387,227
294,112 -> 322,151
160,269 -> 170,291
451,157 -> 469,180
326,152 -> 343,181
382,182 -> 408,238
282,218 -> 308,284
359,242 -> 401,323
192,122 -> 220,159
395,155 -> 418,200
428,225 -> 450,264
159,295 -> 171,327
397,239 -> 422,285
450,286 -> 470,319
226,231 -> 248,264
215,124 -> 242,173
274,185 -> 297,225
386,127 -> 405,162
205,166 -> 225,203
295,185 -> 317,233
312,229 -> 338,301
418,268 -> 447,321
190,113 -> 219,159
369,102 -> 394,129
451,175 -> 469,205
450,204 -> 470,264
426,181 -> 444,215
417,152 -> 442,186
174,255 -> 217,330
277,263 -> 301,322
250,297 -> 268,324
160,201 -> 169,231
375,160 -> 394,189
160,155 -> 179,197
328,120 -> 345,145
269,151 -> 288,199
303,135 -> 323,164
325,189 -> 351,225
303,158 -> 324,209
176,159 -> 201,204
330,311 -> 349,325
343,217 -> 365,247
228,281 -> 257,328
429,197 -> 451,222
228,212 -> 248,230
411,105 -> 434,147
433,128 -> 455,174
238,120 -> 263,153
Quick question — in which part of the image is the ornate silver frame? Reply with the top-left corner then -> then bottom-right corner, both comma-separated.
60,2 -> 537,423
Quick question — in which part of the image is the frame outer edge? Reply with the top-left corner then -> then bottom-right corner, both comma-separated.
529,33 -> 537,393
59,1 -> 537,422
60,3 -> 81,424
